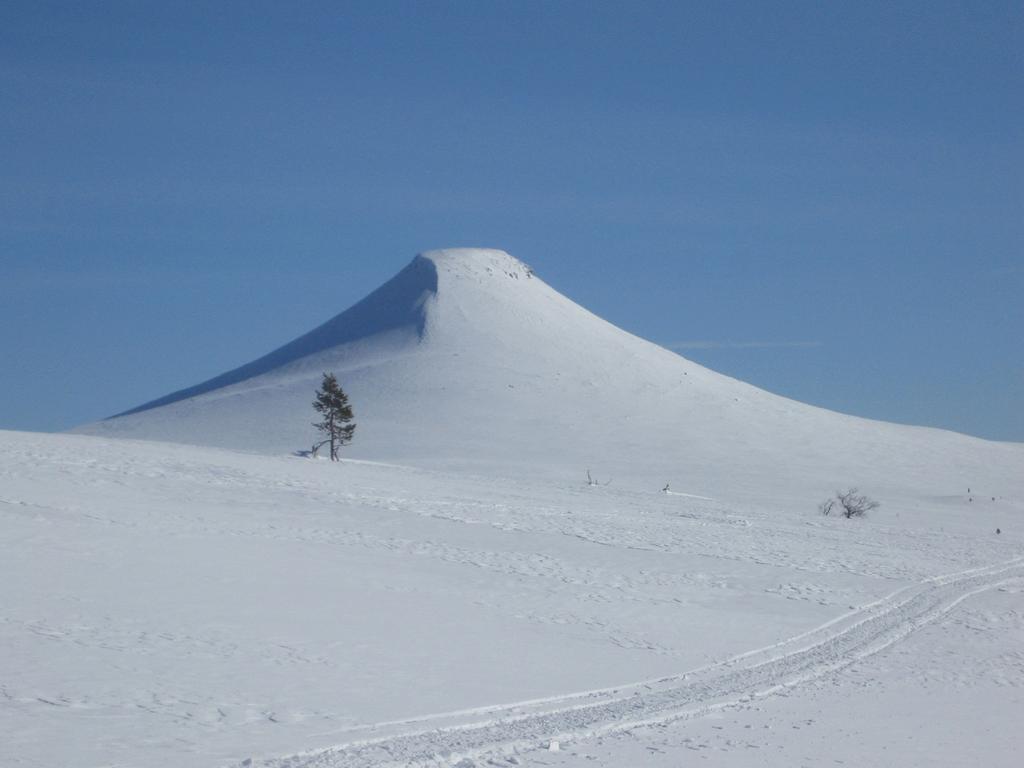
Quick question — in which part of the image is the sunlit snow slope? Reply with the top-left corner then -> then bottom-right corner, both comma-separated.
77,248 -> 1022,496
4,430 -> 1022,768
14,248 -> 1024,768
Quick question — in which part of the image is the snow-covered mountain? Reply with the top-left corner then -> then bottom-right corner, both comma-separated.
77,248 -> 1021,497
10,248 -> 1024,768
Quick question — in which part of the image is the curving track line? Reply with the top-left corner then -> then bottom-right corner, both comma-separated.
259,557 -> 1024,768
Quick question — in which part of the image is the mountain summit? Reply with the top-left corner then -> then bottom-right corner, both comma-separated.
114,249 -> 547,418
78,248 -> 1020,494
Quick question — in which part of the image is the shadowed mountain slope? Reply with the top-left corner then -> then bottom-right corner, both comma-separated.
115,254 -> 439,417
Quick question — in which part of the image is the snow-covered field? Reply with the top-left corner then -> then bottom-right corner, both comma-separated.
3,431 -> 1021,767
5,249 -> 1023,766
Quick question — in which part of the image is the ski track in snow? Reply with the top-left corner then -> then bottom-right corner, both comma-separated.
258,556 -> 1024,768
4,434 -> 1021,768
5,249 -> 1024,768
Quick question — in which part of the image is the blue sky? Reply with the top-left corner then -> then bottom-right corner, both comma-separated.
2,1 -> 1022,440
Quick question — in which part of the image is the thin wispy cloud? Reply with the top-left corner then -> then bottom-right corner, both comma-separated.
663,340 -> 824,351
988,265 -> 1022,277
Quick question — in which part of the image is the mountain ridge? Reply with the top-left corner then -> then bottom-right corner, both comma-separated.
77,248 -> 1023,497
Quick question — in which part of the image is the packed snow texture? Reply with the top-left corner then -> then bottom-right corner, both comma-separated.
5,249 -> 1022,766
3,432 -> 1021,767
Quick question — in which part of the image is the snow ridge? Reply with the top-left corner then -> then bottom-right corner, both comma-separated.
113,254 -> 440,417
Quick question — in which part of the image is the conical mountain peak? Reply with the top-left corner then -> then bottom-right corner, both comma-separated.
76,247 -> 1018,495
108,249 -> 546,419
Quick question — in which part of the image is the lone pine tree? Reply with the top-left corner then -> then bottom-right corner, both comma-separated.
312,372 -> 356,461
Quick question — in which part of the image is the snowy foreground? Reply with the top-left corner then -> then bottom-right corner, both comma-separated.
10,249 -> 1024,765
2,430 -> 1022,767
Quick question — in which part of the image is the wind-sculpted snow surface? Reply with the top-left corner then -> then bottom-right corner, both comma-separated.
260,558 -> 1024,768
2,431 -> 1022,767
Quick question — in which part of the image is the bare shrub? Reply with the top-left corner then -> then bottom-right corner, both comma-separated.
835,488 -> 880,518
818,489 -> 880,519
